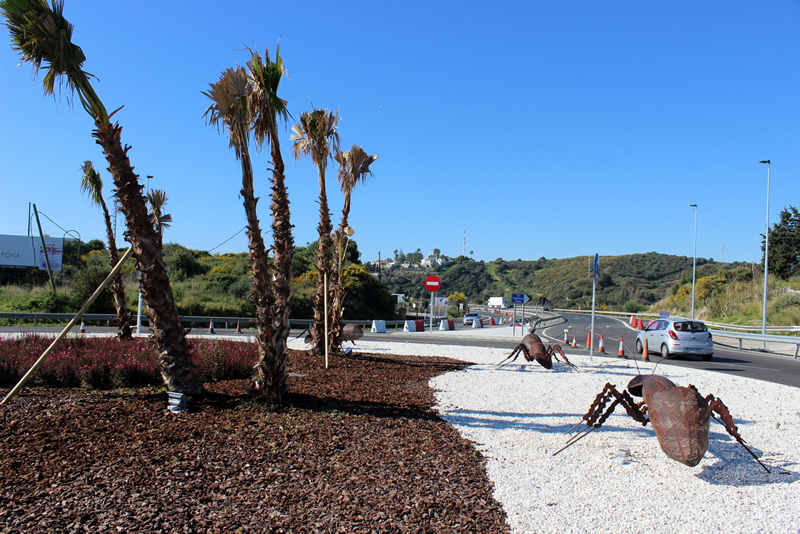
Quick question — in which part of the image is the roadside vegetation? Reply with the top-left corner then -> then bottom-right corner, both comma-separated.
0,240 -> 396,325
3,243 -> 799,328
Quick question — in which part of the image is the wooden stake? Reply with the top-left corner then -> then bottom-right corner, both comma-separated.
1,247 -> 135,405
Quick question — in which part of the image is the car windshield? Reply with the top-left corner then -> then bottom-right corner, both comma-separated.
673,321 -> 707,333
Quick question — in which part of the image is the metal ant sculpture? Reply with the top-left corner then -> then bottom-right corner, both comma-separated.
553,374 -> 770,472
496,332 -> 577,371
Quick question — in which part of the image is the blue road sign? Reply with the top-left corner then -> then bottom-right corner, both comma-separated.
512,293 -> 530,304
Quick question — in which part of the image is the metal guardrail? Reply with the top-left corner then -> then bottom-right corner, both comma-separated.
709,329 -> 800,358
0,313 -> 407,330
704,321 -> 800,333
554,308 -> 800,334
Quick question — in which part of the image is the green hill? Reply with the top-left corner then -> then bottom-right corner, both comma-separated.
378,253 -> 748,313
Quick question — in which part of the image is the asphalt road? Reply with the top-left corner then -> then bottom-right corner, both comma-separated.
4,312 -> 799,388
360,312 -> 800,389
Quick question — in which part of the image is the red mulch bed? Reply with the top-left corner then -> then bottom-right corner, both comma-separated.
0,349 -> 509,533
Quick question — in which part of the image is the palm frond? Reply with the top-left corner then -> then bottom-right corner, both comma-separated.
1,0 -> 108,122
335,145 -> 378,195
290,108 -> 340,169
147,188 -> 171,234
79,160 -> 104,206
247,45 -> 291,149
202,66 -> 251,160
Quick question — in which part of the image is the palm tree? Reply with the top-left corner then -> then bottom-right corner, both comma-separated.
204,48 -> 293,404
291,109 -> 340,356
330,146 -> 378,350
248,47 -> 294,402
80,160 -> 132,339
147,188 -> 172,249
3,0 -> 201,394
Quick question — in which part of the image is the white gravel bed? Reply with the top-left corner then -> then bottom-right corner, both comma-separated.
323,339 -> 800,534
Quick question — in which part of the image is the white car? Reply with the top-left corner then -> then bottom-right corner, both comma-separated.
462,312 -> 483,325
636,317 -> 714,361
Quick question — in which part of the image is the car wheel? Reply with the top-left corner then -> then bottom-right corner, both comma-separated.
702,354 -> 713,362
635,339 -> 643,354
661,344 -> 670,359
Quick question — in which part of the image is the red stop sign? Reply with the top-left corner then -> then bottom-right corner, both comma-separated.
424,275 -> 441,292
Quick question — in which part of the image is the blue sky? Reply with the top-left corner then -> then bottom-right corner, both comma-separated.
2,1 -> 798,266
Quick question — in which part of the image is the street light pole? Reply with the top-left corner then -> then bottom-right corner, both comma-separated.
690,204 -> 697,320
759,160 -> 771,350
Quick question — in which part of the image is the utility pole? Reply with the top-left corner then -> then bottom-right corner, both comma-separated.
32,204 -> 56,294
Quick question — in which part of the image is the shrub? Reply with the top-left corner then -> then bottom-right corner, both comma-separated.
69,266 -> 116,313
0,335 -> 257,389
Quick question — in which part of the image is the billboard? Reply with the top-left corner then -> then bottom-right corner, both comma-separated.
0,235 -> 64,271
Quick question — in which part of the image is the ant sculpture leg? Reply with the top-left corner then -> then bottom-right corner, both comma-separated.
553,383 -> 648,456
695,388 -> 770,473
496,343 -> 531,369
545,345 -> 578,371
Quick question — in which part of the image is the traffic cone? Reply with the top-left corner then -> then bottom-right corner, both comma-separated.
637,318 -> 644,330
236,320 -> 242,334
642,339 -> 650,362
563,331 -> 569,343
598,334 -> 606,353
490,317 -> 496,326
80,320 -> 86,334
618,337 -> 625,357
585,332 -> 592,348
572,336 -> 577,348
630,315 -> 636,325
208,319 -> 216,334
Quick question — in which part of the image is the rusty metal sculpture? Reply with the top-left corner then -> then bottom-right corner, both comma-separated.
341,323 -> 364,344
554,374 -> 770,472
496,333 -> 577,371
297,324 -> 363,346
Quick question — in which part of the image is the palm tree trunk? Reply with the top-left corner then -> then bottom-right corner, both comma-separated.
236,141 -> 282,403
328,236 -> 341,351
100,197 -> 132,339
312,168 -> 333,356
253,126 -> 293,404
329,193 -> 353,351
93,119 -> 201,395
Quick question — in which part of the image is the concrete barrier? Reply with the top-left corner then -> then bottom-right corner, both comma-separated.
403,320 -> 425,332
472,318 -> 484,328
371,320 -> 387,333
439,319 -> 455,331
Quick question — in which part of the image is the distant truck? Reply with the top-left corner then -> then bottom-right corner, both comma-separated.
487,297 -> 509,308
